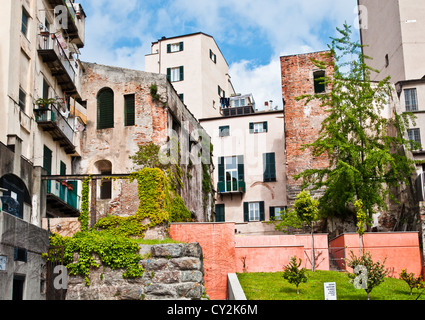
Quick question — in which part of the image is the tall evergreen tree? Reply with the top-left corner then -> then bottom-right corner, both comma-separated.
295,24 -> 417,221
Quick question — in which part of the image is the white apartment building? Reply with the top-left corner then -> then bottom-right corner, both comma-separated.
359,0 -> 425,171
200,95 -> 287,235
0,0 -> 86,300
145,32 -> 236,120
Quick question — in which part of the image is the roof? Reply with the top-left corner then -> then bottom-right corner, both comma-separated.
199,109 -> 284,122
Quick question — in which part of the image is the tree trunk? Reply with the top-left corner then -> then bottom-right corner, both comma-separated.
311,223 -> 316,272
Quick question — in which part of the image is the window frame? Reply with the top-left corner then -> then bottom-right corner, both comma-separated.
167,66 -> 184,82
21,7 -> 30,38
263,152 -> 277,182
167,42 -> 184,53
219,125 -> 230,137
313,70 -> 326,94
124,94 -> 135,127
210,49 -> 217,63
405,88 -> 418,112
18,88 -> 27,112
249,121 -> 268,134
408,128 -> 422,150
97,88 -> 115,130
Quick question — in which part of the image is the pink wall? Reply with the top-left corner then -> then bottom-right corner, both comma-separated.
169,223 -> 237,300
329,232 -> 422,278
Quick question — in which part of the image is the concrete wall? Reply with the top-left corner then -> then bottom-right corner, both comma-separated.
329,232 -> 422,278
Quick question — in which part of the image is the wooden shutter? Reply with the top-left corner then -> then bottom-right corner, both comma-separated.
217,157 -> 225,192
263,153 -> 276,182
237,155 -> 244,182
167,68 -> 171,81
249,123 -> 254,133
43,146 -> 52,174
97,88 -> 114,129
259,201 -> 265,221
179,66 -> 184,81
270,207 -> 276,219
124,94 -> 135,126
167,44 -> 171,53
216,204 -> 225,222
263,121 -> 268,132
179,42 -> 184,51
243,202 -> 249,222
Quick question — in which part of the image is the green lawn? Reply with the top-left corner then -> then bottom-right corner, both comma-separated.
237,270 -> 424,300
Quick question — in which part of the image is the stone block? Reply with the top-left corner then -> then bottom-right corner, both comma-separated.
151,243 -> 183,258
181,270 -> 204,283
169,257 -> 202,270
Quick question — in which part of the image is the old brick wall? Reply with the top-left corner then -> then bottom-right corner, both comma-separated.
282,51 -> 334,206
75,62 -> 212,223
66,243 -> 207,300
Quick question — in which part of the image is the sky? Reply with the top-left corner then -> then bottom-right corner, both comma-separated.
78,0 -> 360,110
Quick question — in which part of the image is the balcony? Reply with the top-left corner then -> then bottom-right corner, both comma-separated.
34,102 -> 76,154
46,180 -> 80,217
217,180 -> 246,194
44,0 -> 85,48
37,33 -> 78,96
221,106 -> 255,117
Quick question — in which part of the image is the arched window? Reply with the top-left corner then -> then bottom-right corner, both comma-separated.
97,88 -> 114,129
94,160 -> 112,199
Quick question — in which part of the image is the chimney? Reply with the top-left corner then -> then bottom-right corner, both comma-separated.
265,101 -> 269,112
269,100 -> 273,110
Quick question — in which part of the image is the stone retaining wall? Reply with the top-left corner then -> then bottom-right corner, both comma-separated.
66,243 -> 207,300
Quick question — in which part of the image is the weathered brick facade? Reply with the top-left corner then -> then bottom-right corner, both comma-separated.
75,62 -> 213,224
281,51 -> 333,205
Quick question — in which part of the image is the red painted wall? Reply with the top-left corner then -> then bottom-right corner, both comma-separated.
329,232 -> 422,278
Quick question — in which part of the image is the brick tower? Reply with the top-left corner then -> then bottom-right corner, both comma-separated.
281,51 -> 334,206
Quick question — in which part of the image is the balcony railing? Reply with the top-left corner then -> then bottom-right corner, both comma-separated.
47,180 -> 81,214
38,33 -> 77,95
34,101 -> 76,154
217,180 -> 246,194
221,105 -> 255,117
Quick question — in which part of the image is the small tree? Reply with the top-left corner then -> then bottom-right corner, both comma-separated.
347,251 -> 388,300
282,256 -> 308,295
399,269 -> 425,296
272,191 -> 321,271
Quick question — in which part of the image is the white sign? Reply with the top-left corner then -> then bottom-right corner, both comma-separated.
324,282 -> 337,300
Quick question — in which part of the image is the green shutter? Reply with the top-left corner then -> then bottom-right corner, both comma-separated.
60,161 -> 66,175
167,68 -> 171,81
217,157 -> 225,192
43,146 -> 52,193
167,44 -> 171,53
179,42 -> 184,51
264,153 -> 276,182
263,121 -> 268,132
260,201 -> 265,221
179,66 -> 184,81
249,123 -> 254,133
97,88 -> 114,129
124,94 -> 135,126
243,202 -> 249,222
270,207 -> 276,219
216,204 -> 225,222
237,155 -> 244,184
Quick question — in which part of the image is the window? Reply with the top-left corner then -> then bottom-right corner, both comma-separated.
249,122 -> 268,133
385,54 -> 389,68
210,49 -> 217,63
167,42 -> 184,53
13,275 -> 25,300
124,94 -> 135,126
18,88 -> 26,112
270,206 -> 287,221
167,66 -> 184,82
178,94 -> 184,102
218,86 -> 225,98
43,146 -> 52,193
243,201 -> 265,222
14,247 -> 28,263
217,156 -> 245,193
97,88 -> 114,129
405,88 -> 418,112
219,126 -> 230,137
21,7 -> 29,37
263,153 -> 276,182
313,70 -> 326,94
408,128 -> 422,150
215,204 -> 225,222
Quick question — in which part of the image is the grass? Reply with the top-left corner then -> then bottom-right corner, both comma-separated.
237,270 -> 425,300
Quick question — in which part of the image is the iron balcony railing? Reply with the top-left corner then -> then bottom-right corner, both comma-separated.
217,180 -> 246,194
38,32 -> 76,85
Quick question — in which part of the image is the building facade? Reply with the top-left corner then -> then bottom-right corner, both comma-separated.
76,62 -> 214,224
145,32 -> 235,120
200,96 -> 286,235
0,0 -> 86,300
359,0 -> 425,171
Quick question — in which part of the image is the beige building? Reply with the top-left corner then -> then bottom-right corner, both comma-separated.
145,32 -> 235,120
359,0 -> 425,175
0,0 -> 86,300
200,96 -> 286,235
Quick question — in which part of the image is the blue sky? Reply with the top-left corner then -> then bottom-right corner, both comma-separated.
79,0 -> 360,109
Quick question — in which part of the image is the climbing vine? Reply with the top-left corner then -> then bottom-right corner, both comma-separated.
78,176 -> 91,232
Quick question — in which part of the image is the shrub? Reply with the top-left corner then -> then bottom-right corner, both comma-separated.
399,269 -> 425,296
282,256 -> 308,295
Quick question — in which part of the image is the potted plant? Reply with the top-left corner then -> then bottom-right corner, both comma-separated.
35,98 -> 56,110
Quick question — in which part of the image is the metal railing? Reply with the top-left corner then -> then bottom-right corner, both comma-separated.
38,33 -> 76,84
35,100 -> 74,144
